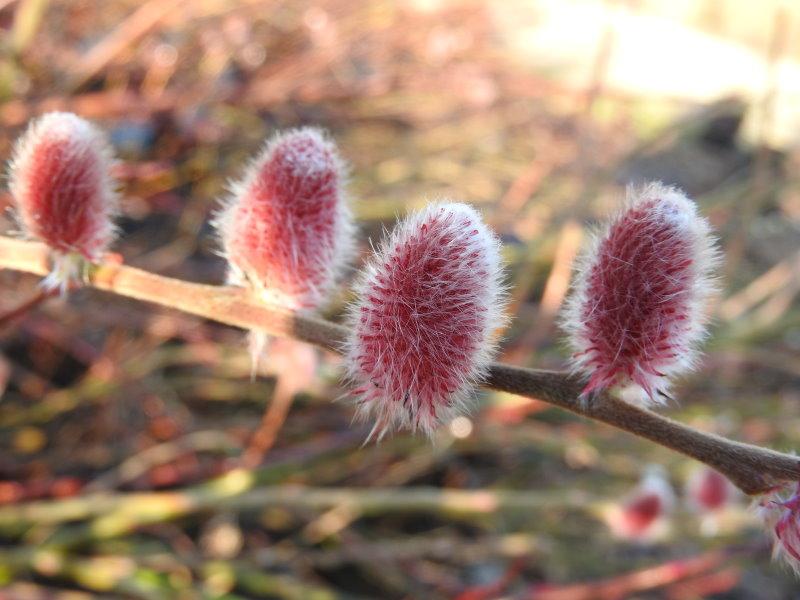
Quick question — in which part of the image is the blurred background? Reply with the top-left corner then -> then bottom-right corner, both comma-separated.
1,0 -> 800,597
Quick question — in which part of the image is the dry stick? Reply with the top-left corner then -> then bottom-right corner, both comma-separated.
241,379 -> 296,468
529,550 -> 728,600
0,288 -> 51,328
1,236 -> 798,495
67,0 -> 188,91
0,483 -> 591,534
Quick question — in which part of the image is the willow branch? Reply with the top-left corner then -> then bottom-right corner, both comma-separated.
1,236 -> 797,495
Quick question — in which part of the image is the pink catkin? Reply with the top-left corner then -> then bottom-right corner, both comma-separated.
687,467 -> 732,512
563,183 -> 718,405
8,112 -> 119,289
756,482 -> 800,575
215,127 -> 353,310
618,493 -> 663,537
610,467 -> 675,541
345,202 -> 505,439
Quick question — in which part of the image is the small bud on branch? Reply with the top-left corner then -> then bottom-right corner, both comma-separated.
8,112 -> 119,293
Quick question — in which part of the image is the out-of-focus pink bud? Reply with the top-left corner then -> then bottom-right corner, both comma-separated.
755,482 -> 800,575
686,467 -> 733,512
8,112 -> 119,292
608,467 -> 675,541
345,202 -> 506,440
562,183 -> 719,405
215,127 -> 354,310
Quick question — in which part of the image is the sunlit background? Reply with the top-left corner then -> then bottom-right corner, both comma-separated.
2,0 -> 800,597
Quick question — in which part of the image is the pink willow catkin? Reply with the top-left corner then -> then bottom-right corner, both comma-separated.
562,183 -> 719,405
756,482 -> 800,576
215,127 -> 354,310
8,112 -> 119,292
686,467 -> 733,512
610,467 -> 675,541
214,127 -> 354,371
345,202 -> 506,439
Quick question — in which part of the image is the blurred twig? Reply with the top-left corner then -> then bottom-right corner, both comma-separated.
505,220 -> 583,360
85,430 -> 241,491
0,477 -> 593,536
254,532 -> 543,569
240,391 -> 295,468
719,249 -> 800,321
527,550 -> 730,600
0,288 -> 52,329
67,0 -> 189,91
10,0 -> 48,55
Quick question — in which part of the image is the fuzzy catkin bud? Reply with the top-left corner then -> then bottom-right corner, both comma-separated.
755,482 -> 800,576
214,127 -> 354,311
562,183 -> 719,405
345,202 -> 506,440
686,467 -> 732,512
608,467 -> 675,541
8,112 -> 119,292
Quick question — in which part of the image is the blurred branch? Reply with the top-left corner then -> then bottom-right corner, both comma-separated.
10,0 -> 48,55
0,547 -> 248,599
0,475 -> 593,537
241,383 -> 296,468
528,550 -> 730,600
0,288 -> 51,328
252,532 -> 543,569
1,236 -> 798,495
67,0 -> 188,91
85,430 -> 241,492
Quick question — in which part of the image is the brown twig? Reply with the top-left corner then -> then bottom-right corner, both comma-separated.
0,287 -> 51,328
527,550 -> 728,600
240,379 -> 296,469
1,235 -> 798,495
67,0 -> 188,91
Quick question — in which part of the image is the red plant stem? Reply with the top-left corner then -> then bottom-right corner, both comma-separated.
1,236 -> 797,495
240,379 -> 296,469
527,550 -> 727,600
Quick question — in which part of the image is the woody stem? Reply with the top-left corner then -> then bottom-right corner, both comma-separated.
1,236 -> 797,495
